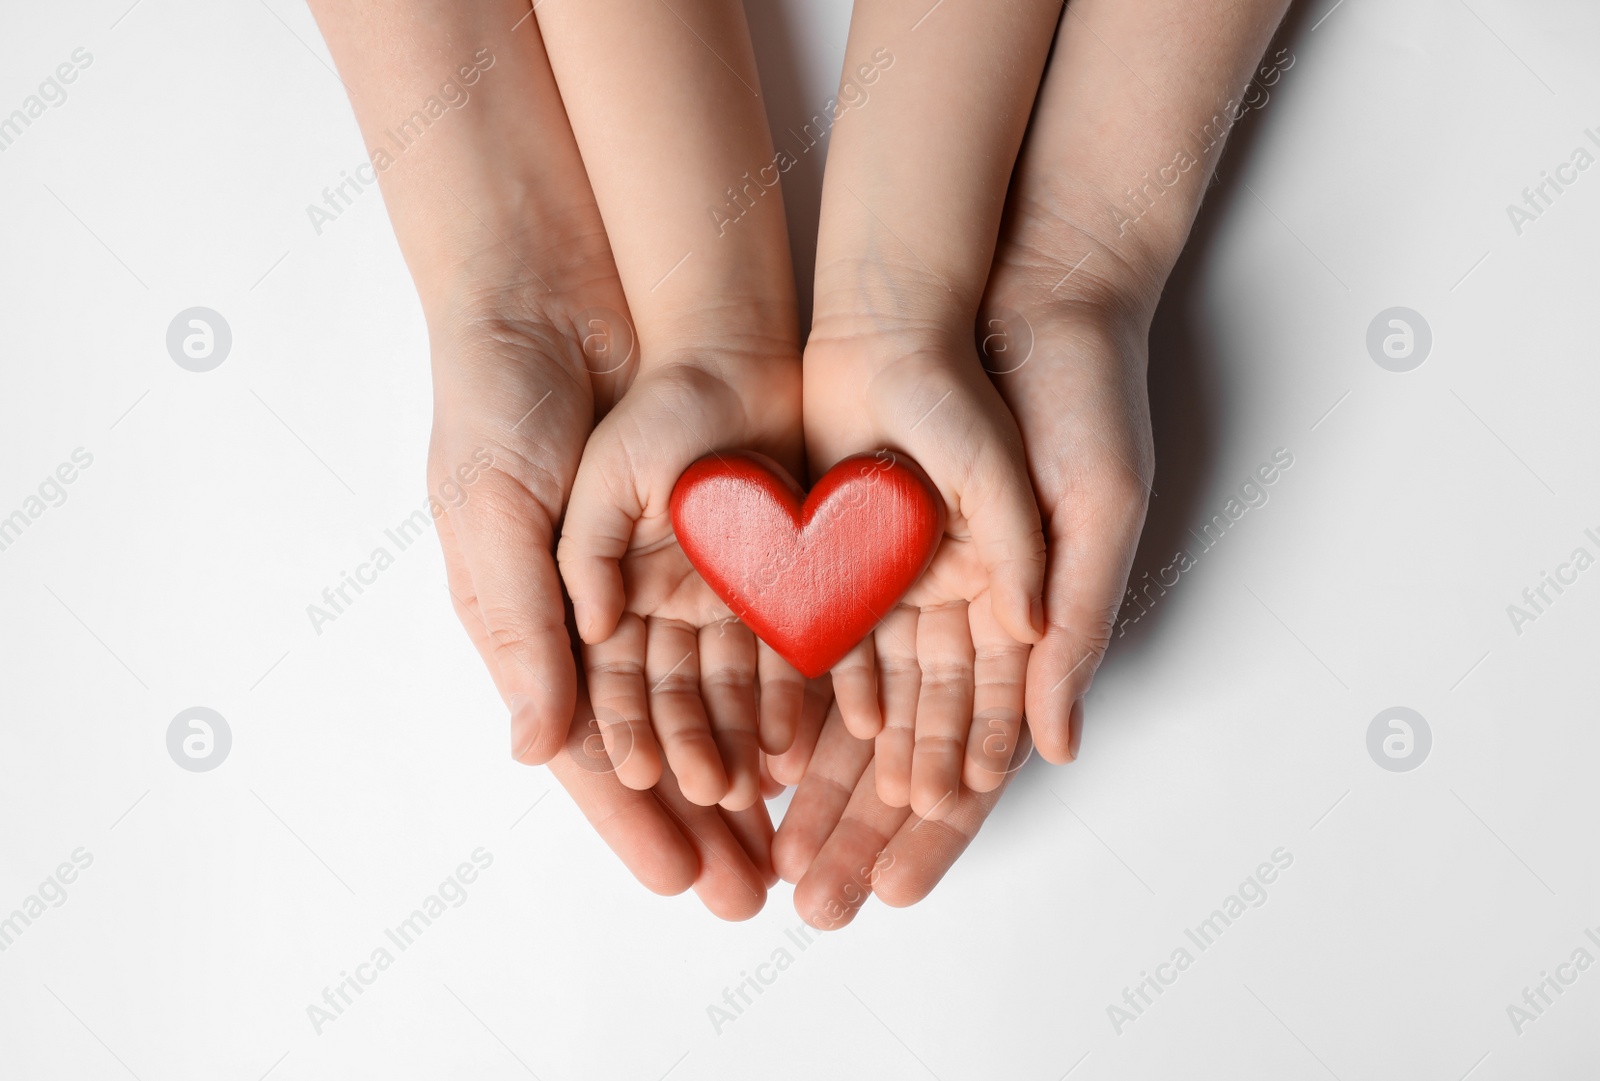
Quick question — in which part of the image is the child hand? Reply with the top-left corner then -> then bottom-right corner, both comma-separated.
800,0 -> 1061,819
535,0 -> 809,811
557,352 -> 804,810
804,330 -> 1045,819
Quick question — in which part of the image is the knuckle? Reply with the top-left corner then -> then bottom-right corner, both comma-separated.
918,658 -> 973,688
913,734 -> 966,755
1099,466 -> 1153,523
876,654 -> 922,682
831,654 -> 875,681
700,664 -> 752,692
481,590 -> 561,636
587,658 -> 645,680
650,670 -> 702,698
664,726 -> 720,756
879,712 -> 916,734
811,772 -> 856,803
485,622 -> 534,657
1053,617 -> 1115,684
974,638 -> 1028,666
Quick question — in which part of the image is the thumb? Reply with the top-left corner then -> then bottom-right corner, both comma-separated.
963,447 -> 1047,646
555,442 -> 639,644
1024,480 -> 1147,763
442,468 -> 577,766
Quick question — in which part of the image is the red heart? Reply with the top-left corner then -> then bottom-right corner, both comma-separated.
670,450 -> 944,679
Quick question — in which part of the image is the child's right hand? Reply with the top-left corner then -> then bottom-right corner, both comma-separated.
557,348 -> 804,811
534,0 -> 812,813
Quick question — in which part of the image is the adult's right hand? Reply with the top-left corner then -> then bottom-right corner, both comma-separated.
309,0 -> 773,918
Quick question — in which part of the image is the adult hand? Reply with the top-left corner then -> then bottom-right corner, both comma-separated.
773,0 -> 1293,919
771,699 -> 1028,928
982,0 -> 1290,760
309,0 -> 777,918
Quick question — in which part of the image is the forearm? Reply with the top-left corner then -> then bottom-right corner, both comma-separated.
1001,0 -> 1294,313
810,0 -> 1063,340
306,0 -> 611,326
533,0 -> 799,365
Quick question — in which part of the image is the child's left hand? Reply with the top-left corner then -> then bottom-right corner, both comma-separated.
799,0 -> 1061,820
804,324 -> 1046,819
533,0 -> 813,812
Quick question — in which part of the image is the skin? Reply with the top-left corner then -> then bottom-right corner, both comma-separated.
804,0 -> 1064,820
778,0 -> 1293,927
304,0 -> 778,917
540,0 -> 809,813
309,0 -> 1292,923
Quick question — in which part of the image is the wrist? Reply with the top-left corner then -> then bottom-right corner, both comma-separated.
983,185 -> 1176,335
627,350 -> 803,475
421,236 -> 625,398
809,255 -> 981,369
644,333 -> 802,410
406,181 -> 615,319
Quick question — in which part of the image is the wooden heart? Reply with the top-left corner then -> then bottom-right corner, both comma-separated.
669,450 -> 944,679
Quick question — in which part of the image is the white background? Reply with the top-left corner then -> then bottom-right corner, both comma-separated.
3,0 -> 1599,1078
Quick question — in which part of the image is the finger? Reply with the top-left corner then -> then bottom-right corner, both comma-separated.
964,595 -> 1029,793
547,684 -> 698,897
699,620 -> 762,811
555,439 -> 639,644
756,642 -> 806,755
830,637 -> 882,739
1025,484 -> 1146,763
652,763 -> 768,921
871,606 -> 920,807
439,505 -> 494,648
721,797 -> 778,889
582,613 -> 662,790
442,478 -> 576,765
758,752 -> 785,799
910,601 -> 975,821
793,757 -> 910,930
962,444 -> 1048,646
772,701 -> 873,883
875,726 -> 1030,908
646,617 -> 728,806
766,676 -> 834,787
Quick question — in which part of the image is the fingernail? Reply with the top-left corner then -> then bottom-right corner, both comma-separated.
510,693 -> 538,762
1067,697 -> 1084,761
1030,595 -> 1046,637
